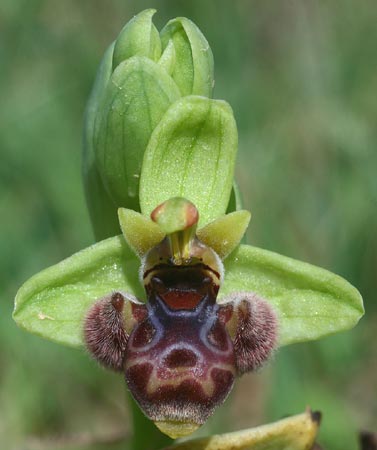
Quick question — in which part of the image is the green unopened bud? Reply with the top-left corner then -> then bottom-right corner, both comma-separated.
112,9 -> 161,70
94,56 -> 180,209
160,17 -> 214,97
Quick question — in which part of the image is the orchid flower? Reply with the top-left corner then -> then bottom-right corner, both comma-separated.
13,9 -> 363,447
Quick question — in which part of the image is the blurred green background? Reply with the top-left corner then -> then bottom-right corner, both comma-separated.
1,1 -> 376,449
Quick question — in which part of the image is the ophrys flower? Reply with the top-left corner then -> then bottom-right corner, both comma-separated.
84,198 -> 277,437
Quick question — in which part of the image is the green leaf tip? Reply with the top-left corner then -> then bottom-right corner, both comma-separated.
197,210 -> 251,259
221,245 -> 364,346
162,409 -> 320,450
118,207 -> 164,258
139,95 -> 238,227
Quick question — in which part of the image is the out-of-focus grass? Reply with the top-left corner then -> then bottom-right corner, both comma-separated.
0,1 -> 376,449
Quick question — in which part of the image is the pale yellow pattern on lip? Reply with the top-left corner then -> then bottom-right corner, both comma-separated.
126,355 -> 235,397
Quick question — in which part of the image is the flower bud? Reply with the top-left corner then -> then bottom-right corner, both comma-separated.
83,10 -> 223,241
93,55 -> 180,209
112,9 -> 161,69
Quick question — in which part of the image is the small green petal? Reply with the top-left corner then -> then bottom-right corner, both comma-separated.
162,410 -> 320,450
83,42 -> 120,240
94,56 -> 180,209
160,17 -> 214,97
13,236 -> 143,347
221,245 -> 364,345
112,9 -> 161,70
139,96 -> 238,227
197,210 -> 251,259
118,208 -> 164,257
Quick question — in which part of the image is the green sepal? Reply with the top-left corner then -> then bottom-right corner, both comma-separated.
139,96 -> 238,227
221,245 -> 364,346
160,17 -> 214,97
13,236 -> 143,348
112,9 -> 161,70
118,208 -> 164,258
94,56 -> 180,210
197,210 -> 251,259
82,42 -> 120,240
161,410 -> 320,450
